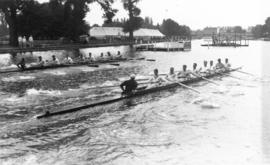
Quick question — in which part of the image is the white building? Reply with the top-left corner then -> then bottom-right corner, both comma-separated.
89,27 -> 164,40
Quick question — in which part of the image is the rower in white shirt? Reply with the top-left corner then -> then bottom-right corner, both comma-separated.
63,54 -> 74,64
200,61 -> 209,75
50,55 -> 60,65
148,69 -> 166,88
165,67 -> 177,81
224,58 -> 231,70
177,65 -> 191,80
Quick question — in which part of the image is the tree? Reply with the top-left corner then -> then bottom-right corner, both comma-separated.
159,19 -> 191,38
0,12 -> 9,37
0,0 -> 26,46
122,0 -> 143,41
0,0 -> 117,45
251,25 -> 264,38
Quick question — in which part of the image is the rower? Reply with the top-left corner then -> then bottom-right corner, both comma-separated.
149,69 -> 166,85
63,54 -> 74,64
17,58 -> 26,70
97,53 -> 104,61
200,61 -> 208,74
214,58 -> 225,71
177,65 -> 191,79
115,51 -> 122,59
35,56 -> 45,67
224,58 -> 231,70
120,74 -> 138,95
88,53 -> 93,61
51,55 -> 60,65
192,63 -> 201,74
106,51 -> 113,60
165,67 -> 177,81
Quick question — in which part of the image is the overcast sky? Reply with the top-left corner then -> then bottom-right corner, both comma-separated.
39,0 -> 270,30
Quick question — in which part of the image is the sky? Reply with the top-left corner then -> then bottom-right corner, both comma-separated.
39,0 -> 270,30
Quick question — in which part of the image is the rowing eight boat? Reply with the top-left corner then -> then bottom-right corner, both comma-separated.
37,68 -> 240,119
0,58 -> 143,74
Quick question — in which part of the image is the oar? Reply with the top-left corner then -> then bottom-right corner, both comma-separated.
236,70 -> 255,76
175,81 -> 201,94
109,63 -> 120,66
146,59 -> 156,62
88,64 -> 99,67
191,72 -> 220,86
221,72 -> 243,80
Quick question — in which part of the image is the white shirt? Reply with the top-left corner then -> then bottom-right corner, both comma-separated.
64,57 -> 73,64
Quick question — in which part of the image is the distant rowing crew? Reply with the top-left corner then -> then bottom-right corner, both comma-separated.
120,58 -> 231,94
16,51 -> 123,70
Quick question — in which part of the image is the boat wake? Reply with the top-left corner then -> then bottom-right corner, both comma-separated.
2,76 -> 36,82
26,89 -> 62,96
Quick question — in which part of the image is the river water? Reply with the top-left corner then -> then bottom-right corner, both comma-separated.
0,40 -> 269,165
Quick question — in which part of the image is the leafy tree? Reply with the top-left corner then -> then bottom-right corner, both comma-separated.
0,12 -> 9,37
251,25 -> 264,38
159,19 -> 191,38
0,0 -> 117,46
122,0 -> 143,41
0,0 -> 25,46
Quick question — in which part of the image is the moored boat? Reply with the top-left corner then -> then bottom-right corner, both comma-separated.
37,68 -> 240,119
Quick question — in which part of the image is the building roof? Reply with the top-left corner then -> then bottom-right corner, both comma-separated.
89,27 -> 164,38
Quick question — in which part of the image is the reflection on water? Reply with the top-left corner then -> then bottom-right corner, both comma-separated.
0,41 -> 269,165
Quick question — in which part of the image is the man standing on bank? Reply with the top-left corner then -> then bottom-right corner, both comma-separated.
120,74 -> 138,95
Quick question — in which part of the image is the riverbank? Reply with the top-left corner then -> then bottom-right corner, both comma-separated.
0,42 -> 135,54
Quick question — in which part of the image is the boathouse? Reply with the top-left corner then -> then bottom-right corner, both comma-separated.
89,27 -> 165,40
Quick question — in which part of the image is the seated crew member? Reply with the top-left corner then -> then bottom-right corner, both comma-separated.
88,53 -> 93,61
30,56 -> 44,67
115,51 -> 122,59
35,56 -> 45,67
224,58 -> 231,70
208,60 -> 215,73
193,63 -> 201,74
120,74 -> 138,95
200,61 -> 209,75
63,55 -> 74,64
106,51 -> 113,60
96,53 -> 104,61
165,67 -> 177,81
177,65 -> 191,80
147,69 -> 166,88
50,55 -> 60,65
17,58 -> 26,70
214,58 -> 225,71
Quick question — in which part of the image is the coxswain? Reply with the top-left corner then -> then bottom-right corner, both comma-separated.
51,55 -> 60,65
63,55 -> 74,64
177,65 -> 191,80
17,58 -> 26,70
224,58 -> 231,70
214,58 -> 225,71
120,74 -> 138,95
165,67 -> 177,81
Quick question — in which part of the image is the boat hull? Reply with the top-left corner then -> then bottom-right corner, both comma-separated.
0,58 -> 127,74
37,68 -> 240,119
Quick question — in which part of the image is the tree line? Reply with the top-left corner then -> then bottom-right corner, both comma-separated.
0,0 -> 191,46
251,17 -> 270,39
103,17 -> 191,38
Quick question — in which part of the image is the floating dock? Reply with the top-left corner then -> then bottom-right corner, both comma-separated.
135,41 -> 191,51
